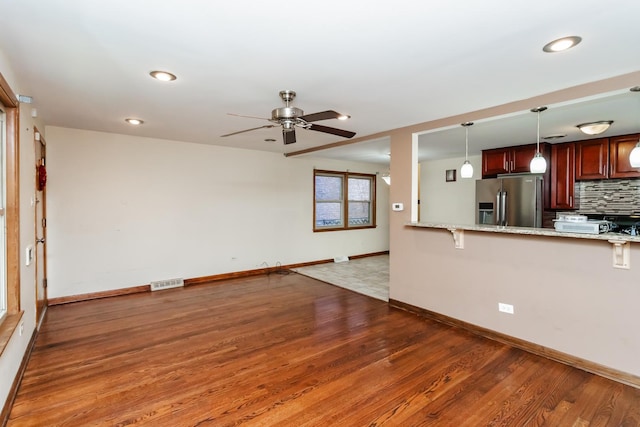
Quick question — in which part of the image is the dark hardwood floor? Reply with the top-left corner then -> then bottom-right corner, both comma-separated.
7,272 -> 640,426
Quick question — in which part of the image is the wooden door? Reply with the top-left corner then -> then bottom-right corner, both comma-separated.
609,134 -> 640,178
550,143 -> 575,209
576,138 -> 609,180
34,128 -> 47,326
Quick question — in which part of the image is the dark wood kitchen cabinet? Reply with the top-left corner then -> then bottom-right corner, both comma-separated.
575,138 -> 609,180
610,133 -> 640,179
550,142 -> 575,209
482,143 -> 549,178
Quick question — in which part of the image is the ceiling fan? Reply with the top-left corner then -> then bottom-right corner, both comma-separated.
221,90 -> 356,144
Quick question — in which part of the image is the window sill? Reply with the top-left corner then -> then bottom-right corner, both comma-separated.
0,311 -> 24,357
314,225 -> 377,232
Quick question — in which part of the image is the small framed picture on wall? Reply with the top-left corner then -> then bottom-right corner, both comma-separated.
446,169 -> 456,182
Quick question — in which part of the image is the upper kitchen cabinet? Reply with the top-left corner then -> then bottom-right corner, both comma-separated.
610,134 -> 640,179
550,142 -> 575,209
576,138 -> 609,180
575,135 -> 640,180
482,143 -> 549,178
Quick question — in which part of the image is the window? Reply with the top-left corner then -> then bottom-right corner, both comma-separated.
0,72 -> 20,337
314,170 -> 376,231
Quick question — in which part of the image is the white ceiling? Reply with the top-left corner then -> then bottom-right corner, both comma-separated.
1,0 -> 639,162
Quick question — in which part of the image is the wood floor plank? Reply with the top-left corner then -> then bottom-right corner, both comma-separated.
7,272 -> 640,426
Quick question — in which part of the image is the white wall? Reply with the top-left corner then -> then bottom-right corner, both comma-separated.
45,127 -> 389,298
419,155 -> 481,224
0,51 -> 41,411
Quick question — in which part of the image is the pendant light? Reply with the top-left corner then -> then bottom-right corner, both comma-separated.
530,106 -> 548,173
629,86 -> 640,168
460,122 -> 474,178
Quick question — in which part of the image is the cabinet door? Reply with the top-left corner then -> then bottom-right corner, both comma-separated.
610,134 -> 640,178
576,138 -> 609,180
511,144 -> 539,173
482,148 -> 510,178
550,143 -> 575,209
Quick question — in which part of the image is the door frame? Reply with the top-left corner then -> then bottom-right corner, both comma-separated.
34,126 -> 47,326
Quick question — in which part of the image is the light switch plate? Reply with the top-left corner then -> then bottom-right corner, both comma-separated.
392,203 -> 404,211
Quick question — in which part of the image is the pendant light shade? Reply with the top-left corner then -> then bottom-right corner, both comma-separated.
629,142 -> 640,168
460,161 -> 473,178
530,107 -> 547,173
460,122 -> 474,178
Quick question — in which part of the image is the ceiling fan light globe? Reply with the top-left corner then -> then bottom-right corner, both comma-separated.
460,161 -> 474,178
530,153 -> 547,173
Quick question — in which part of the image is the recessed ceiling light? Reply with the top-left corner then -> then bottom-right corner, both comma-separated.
149,70 -> 177,82
542,36 -> 582,53
125,118 -> 144,125
337,114 -> 350,121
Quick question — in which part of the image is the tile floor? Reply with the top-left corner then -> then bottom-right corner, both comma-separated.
292,255 -> 389,301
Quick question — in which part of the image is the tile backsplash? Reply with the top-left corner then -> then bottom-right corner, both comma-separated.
576,179 -> 640,215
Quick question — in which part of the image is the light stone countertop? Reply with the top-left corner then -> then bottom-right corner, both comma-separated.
406,222 -> 640,243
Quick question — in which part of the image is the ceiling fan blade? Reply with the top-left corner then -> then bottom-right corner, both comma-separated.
227,113 -> 270,121
283,128 -> 296,145
308,124 -> 356,139
299,110 -> 342,122
221,125 -> 275,137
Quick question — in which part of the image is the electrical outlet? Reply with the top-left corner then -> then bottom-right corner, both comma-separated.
498,303 -> 514,314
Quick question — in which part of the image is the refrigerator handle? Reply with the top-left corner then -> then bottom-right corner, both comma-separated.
500,191 -> 507,226
496,191 -> 501,225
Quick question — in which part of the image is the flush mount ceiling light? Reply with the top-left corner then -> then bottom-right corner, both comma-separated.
530,107 -> 548,174
125,118 -> 144,125
576,121 -> 613,135
542,36 -> 582,53
149,70 -> 177,82
460,122 -> 474,179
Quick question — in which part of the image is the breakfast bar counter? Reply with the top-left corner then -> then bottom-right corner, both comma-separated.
406,222 -> 640,243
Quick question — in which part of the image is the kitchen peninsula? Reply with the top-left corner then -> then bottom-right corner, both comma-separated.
387,75 -> 640,392
407,221 -> 640,243
395,219 -> 640,389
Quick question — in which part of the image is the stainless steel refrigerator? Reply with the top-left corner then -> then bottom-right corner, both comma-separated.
475,174 -> 543,227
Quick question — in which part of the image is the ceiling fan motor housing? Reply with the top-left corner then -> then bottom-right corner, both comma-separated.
272,106 -> 304,122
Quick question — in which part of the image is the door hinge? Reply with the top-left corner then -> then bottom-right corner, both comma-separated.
43,278 -> 48,289
42,218 -> 46,228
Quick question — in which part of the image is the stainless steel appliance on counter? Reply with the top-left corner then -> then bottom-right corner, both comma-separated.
553,214 -> 613,234
476,174 -> 543,227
